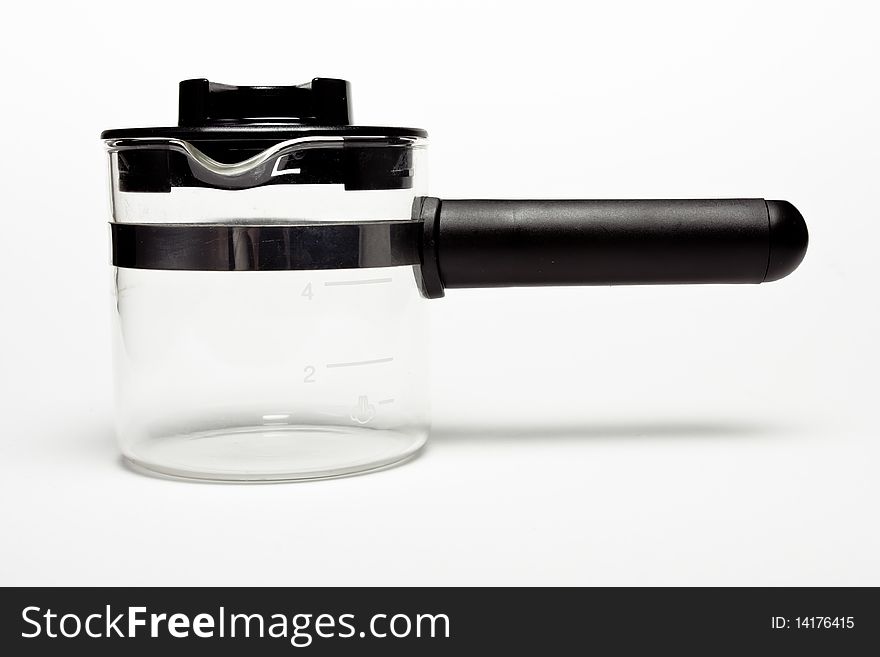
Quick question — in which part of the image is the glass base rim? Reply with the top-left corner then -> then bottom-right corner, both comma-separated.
119,425 -> 427,483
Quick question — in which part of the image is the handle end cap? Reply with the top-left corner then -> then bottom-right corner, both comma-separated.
765,200 -> 808,282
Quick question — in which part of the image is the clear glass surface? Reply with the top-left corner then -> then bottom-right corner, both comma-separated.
106,138 -> 430,481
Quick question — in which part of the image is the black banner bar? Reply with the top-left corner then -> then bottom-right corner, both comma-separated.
1,587 -> 876,655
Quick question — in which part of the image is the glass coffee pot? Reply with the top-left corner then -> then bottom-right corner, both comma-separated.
103,78 -> 807,481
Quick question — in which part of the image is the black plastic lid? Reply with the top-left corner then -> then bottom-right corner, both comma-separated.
101,77 -> 427,140
179,77 -> 351,125
103,78 -> 426,192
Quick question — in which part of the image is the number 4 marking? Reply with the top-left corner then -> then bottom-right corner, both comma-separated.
302,282 -> 314,300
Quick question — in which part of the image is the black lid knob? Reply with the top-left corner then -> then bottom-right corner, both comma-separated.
178,78 -> 351,126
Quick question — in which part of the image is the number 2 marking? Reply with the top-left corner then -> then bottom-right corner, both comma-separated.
303,365 -> 316,383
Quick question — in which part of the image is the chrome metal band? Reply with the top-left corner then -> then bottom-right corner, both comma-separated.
111,221 -> 422,271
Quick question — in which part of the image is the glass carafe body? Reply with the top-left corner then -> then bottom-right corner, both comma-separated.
105,136 -> 430,481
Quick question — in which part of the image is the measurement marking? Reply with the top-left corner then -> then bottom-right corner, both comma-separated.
324,278 -> 393,287
377,398 -> 395,405
326,357 -> 394,369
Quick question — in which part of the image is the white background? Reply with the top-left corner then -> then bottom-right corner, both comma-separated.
1,0 -> 878,586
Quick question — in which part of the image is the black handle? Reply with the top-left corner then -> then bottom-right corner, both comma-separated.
414,198 -> 807,298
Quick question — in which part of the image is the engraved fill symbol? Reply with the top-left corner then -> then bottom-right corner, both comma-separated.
350,395 -> 376,425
